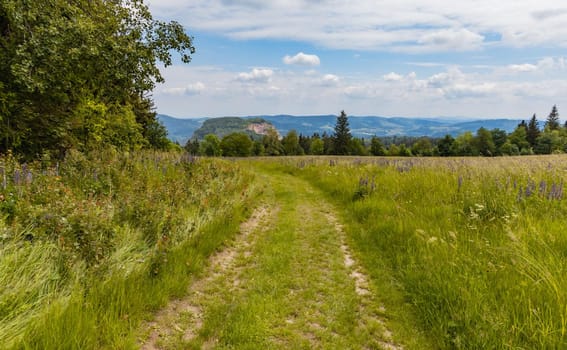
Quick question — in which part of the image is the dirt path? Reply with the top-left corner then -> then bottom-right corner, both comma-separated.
139,204 -> 275,350
138,170 -> 402,349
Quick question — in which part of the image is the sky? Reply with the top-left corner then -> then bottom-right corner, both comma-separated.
147,0 -> 567,119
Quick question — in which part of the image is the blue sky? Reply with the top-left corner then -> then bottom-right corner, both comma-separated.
148,0 -> 567,120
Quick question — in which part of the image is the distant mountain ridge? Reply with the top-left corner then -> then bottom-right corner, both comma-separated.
192,117 -> 278,140
157,114 -> 524,144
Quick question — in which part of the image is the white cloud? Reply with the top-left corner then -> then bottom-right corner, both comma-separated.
427,68 -> 466,88
417,29 -> 484,52
149,0 -> 567,52
442,83 -> 496,99
383,72 -> 404,82
507,57 -> 566,73
508,64 -> 538,73
236,68 -> 273,83
161,82 -> 205,96
321,74 -> 340,86
283,52 -> 321,66
343,85 -> 377,99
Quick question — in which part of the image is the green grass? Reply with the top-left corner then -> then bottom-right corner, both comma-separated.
7,153 -> 567,349
175,164 -> 422,349
0,151 -> 258,349
277,156 -> 567,349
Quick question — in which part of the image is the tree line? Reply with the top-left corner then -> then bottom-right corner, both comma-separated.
1,0 -> 194,160
186,106 -> 567,157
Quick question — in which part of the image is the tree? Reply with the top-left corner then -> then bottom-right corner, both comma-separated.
282,130 -> 304,155
527,114 -> 540,148
262,129 -> 284,156
144,119 -> 173,150
490,129 -> 507,156
199,134 -> 222,156
184,139 -> 200,155
220,133 -> 253,157
534,130 -> 563,154
452,131 -> 477,156
398,144 -> 412,157
253,141 -> 265,156
321,132 -> 334,155
546,105 -> 560,131
298,134 -> 311,155
350,138 -> 368,156
437,135 -> 455,156
508,125 -> 530,152
0,0 -> 195,158
370,136 -> 386,156
500,141 -> 520,156
332,110 -> 352,155
474,127 -> 496,156
310,138 -> 324,155
411,137 -> 434,156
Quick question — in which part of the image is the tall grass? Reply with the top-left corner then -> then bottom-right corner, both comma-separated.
0,150 -> 257,349
285,156 -> 567,349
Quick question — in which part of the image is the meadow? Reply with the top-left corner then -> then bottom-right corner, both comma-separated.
282,155 -> 567,349
2,153 -> 567,349
0,151 -> 257,349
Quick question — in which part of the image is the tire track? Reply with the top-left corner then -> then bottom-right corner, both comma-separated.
139,205 -> 273,349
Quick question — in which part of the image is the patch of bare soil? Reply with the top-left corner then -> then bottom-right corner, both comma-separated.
139,205 -> 272,350
325,212 -> 404,350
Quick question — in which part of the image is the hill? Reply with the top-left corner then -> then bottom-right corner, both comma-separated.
157,114 -> 205,144
191,117 -> 278,140
159,114 -> 525,142
253,115 -> 523,138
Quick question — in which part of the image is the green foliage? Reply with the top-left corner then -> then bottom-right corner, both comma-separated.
0,151 -> 255,348
282,130 -> 304,155
527,114 -> 540,148
253,140 -> 265,156
411,137 -> 434,156
437,135 -> 455,156
508,125 -> 530,152
474,127 -> 496,156
349,138 -> 368,156
534,130 -> 563,154
0,0 -> 194,158
221,133 -> 253,157
184,139 -> 200,155
262,129 -> 284,156
309,138 -> 324,155
546,105 -> 561,131
490,128 -> 508,156
370,136 -> 386,156
200,134 -> 222,156
452,131 -> 478,156
332,110 -> 352,155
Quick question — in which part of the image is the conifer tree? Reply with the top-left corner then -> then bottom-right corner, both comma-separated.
332,110 -> 352,155
527,114 -> 540,148
546,105 -> 560,131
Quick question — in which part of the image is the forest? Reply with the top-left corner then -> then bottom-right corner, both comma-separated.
185,107 -> 566,158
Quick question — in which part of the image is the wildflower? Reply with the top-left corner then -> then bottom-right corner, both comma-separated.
539,180 -> 547,196
427,236 -> 438,244
525,180 -> 535,197
13,170 -> 20,185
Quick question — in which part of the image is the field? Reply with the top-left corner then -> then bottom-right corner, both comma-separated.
0,151 -> 257,349
287,155 -> 567,349
2,153 -> 567,349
